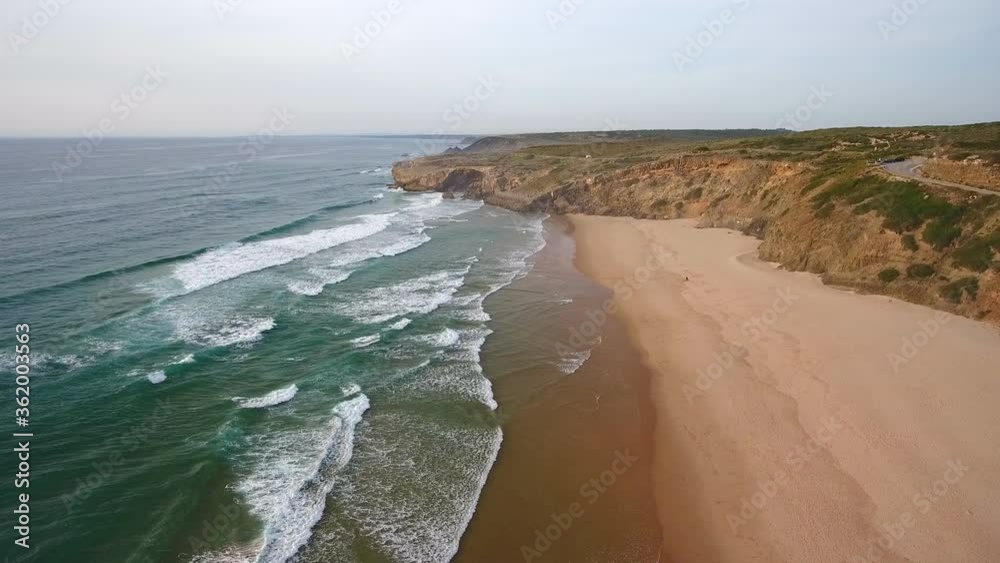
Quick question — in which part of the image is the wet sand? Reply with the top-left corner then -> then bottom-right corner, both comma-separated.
569,215 -> 1000,563
454,218 -> 661,562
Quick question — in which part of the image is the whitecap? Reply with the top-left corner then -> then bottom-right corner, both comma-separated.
177,317 -> 276,349
287,270 -> 351,297
147,371 -> 167,384
388,318 -> 412,331
335,268 -> 469,324
417,328 -> 461,348
174,354 -> 195,365
236,394 -> 370,563
233,384 -> 298,409
350,334 -> 380,349
172,214 -> 392,293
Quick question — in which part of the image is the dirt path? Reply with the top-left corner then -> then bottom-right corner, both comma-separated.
883,157 -> 998,196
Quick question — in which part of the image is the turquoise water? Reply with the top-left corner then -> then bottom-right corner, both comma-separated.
0,137 -> 552,562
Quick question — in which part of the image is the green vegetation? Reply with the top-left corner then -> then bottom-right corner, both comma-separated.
902,234 -> 919,251
674,201 -> 685,210
813,176 -> 958,233
801,162 -> 851,195
922,208 -> 965,250
952,234 -> 1000,272
907,264 -> 936,278
941,277 -> 980,303
879,268 -> 901,283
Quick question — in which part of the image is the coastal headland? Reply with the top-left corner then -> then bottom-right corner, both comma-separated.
394,125 -> 1000,562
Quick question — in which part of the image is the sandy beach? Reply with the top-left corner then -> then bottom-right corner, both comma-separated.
569,215 -> 1000,563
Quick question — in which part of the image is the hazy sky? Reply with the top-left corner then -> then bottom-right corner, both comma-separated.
2,0 -> 998,136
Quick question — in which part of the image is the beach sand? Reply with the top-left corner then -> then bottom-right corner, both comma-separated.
569,215 -> 1000,563
455,218 -> 661,562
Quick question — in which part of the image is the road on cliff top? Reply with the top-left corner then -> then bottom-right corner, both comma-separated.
882,157 -> 998,196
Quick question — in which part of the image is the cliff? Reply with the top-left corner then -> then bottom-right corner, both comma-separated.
392,127 -> 1000,325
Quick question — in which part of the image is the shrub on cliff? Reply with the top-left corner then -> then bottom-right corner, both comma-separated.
953,234 -> 1000,272
922,208 -> 965,250
941,277 -> 980,303
879,268 -> 901,283
907,264 -> 936,279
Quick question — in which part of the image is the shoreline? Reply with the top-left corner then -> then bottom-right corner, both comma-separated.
454,216 -> 662,562
569,215 -> 1000,563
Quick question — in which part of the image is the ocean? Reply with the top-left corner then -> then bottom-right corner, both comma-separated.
0,136 -> 576,562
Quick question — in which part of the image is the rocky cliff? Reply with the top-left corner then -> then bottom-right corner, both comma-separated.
392,140 -> 1000,325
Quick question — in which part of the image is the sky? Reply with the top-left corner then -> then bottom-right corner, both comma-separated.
1,0 -> 999,136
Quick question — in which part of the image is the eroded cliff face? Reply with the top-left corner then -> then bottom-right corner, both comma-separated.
392,154 -> 1000,324
392,159 -> 537,210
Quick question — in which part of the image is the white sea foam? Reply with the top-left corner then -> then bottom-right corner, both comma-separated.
177,316 -> 276,348
174,354 -> 195,365
237,394 -> 370,563
233,384 -> 299,409
172,214 -> 392,293
556,336 -> 600,375
341,383 -> 361,397
147,370 -> 167,384
285,230 -> 432,298
403,327 -> 498,410
320,411 -> 502,563
349,334 -> 380,349
190,547 -> 256,563
388,318 -> 412,331
335,268 -> 469,324
557,348 -> 592,375
402,193 -> 444,212
417,328 -> 461,348
287,270 -> 351,297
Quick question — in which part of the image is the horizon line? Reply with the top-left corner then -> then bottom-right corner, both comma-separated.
1,120 -> 998,140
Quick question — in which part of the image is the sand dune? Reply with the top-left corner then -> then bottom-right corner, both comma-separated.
569,215 -> 1000,563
